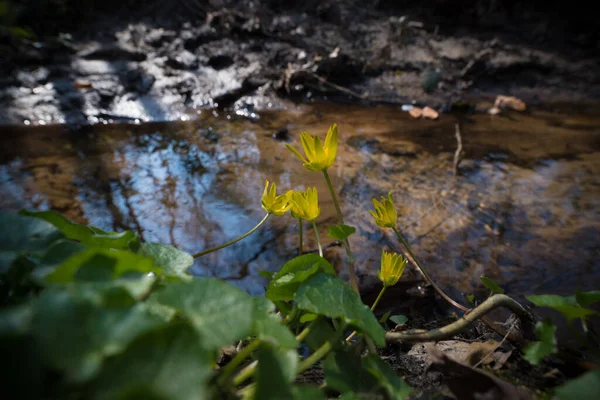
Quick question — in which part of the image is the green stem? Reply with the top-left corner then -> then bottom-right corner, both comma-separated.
217,339 -> 261,386
297,323 -> 347,374
232,360 -> 257,387
193,213 -> 270,258
296,316 -> 321,342
312,220 -> 323,257
298,218 -> 303,256
322,169 -> 360,294
392,227 -> 468,313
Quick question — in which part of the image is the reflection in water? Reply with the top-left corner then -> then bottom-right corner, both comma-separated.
0,102 -> 599,296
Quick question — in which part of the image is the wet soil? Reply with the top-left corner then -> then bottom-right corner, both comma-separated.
1,102 -> 599,300
2,0 -> 599,125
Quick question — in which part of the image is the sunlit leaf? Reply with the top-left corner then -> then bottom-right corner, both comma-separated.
20,210 -> 138,249
295,274 -> 385,346
88,323 -> 213,400
152,278 -> 254,351
575,290 -> 600,308
255,344 -> 298,400
526,294 -> 597,323
266,254 -> 336,302
554,370 -> 600,400
480,275 -> 504,294
139,243 -> 193,279
523,319 -> 557,365
327,224 -> 356,241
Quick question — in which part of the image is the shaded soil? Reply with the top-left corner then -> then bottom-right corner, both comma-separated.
1,0 -> 599,125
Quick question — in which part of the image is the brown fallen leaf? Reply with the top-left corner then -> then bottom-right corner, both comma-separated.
422,106 -> 439,120
465,340 -> 500,366
426,343 -> 532,400
493,95 -> 527,111
409,107 -> 423,118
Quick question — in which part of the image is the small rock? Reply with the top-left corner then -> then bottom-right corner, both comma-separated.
79,44 -> 146,62
166,50 -> 198,70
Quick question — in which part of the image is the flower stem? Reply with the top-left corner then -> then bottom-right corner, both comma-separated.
298,218 -> 303,256
297,323 -> 347,374
193,213 -> 270,258
392,226 -> 468,312
217,339 -> 261,386
322,169 -> 360,294
312,220 -> 323,257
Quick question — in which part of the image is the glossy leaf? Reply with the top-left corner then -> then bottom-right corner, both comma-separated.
526,294 -> 597,323
295,274 -> 385,346
21,210 -> 138,249
32,288 -> 171,382
252,297 -> 298,348
0,211 -> 63,273
266,254 -> 336,302
255,344 -> 299,400
554,370 -> 600,400
140,242 -> 193,278
480,275 -> 505,294
152,278 -> 254,351
575,290 -> 600,308
327,224 -> 356,241
523,319 -> 557,365
88,323 -> 212,400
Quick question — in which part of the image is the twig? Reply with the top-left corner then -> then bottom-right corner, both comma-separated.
453,123 -> 463,179
385,294 -> 534,344
307,72 -> 366,100
473,321 -> 516,369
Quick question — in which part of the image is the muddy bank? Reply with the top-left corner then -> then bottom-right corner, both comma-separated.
1,102 -> 599,298
1,0 -> 600,125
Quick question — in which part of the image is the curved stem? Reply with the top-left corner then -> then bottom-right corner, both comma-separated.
392,226 -> 468,313
312,220 -> 323,257
322,169 -> 360,294
193,213 -> 270,258
346,286 -> 387,342
385,294 -> 534,343
217,339 -> 261,386
297,323 -> 347,374
298,218 -> 303,256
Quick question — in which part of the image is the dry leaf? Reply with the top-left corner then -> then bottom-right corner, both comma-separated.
465,340 -> 500,366
422,106 -> 439,120
426,344 -> 532,400
494,95 -> 527,111
409,107 -> 423,118
74,81 -> 93,89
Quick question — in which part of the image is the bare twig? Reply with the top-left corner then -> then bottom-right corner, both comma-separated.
385,294 -> 534,344
453,123 -> 463,179
472,321 -> 516,369
307,72 -> 366,99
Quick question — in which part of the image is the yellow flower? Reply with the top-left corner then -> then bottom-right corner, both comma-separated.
378,250 -> 407,287
261,180 -> 292,216
285,123 -> 338,172
288,187 -> 321,221
369,193 -> 397,228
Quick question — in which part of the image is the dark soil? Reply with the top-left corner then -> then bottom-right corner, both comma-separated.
1,0 -> 599,125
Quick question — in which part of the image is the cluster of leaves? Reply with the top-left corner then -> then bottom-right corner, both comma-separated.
0,210 -> 410,399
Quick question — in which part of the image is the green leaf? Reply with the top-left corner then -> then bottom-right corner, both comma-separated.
152,278 -> 254,351
0,304 -> 33,336
300,313 -> 318,323
20,210 -> 137,249
554,370 -> 600,400
523,319 -> 557,365
526,294 -> 597,323
0,334 -> 43,400
258,269 -> 275,279
0,211 -> 63,273
266,255 -> 336,302
324,347 -> 379,393
42,248 -> 160,285
480,275 -> 505,294
575,290 -> 600,308
390,315 -> 408,325
292,385 -> 326,400
327,224 -> 357,241
363,354 -> 412,399
379,310 -> 392,324
252,297 -> 298,349
255,344 -> 299,400
466,294 -> 475,305
295,274 -> 385,346
337,394 -> 364,400
304,318 -> 337,351
32,288 -> 171,383
88,323 -> 213,400
140,243 -> 193,279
